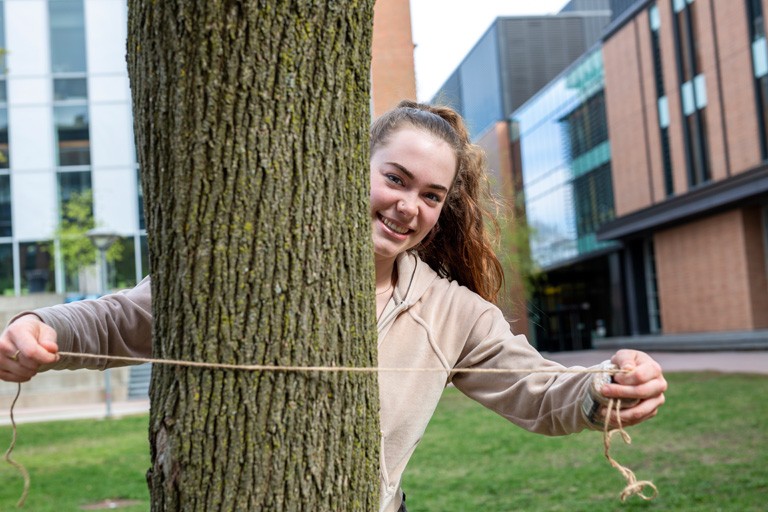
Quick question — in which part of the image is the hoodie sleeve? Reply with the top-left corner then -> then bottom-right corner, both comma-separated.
449,305 -> 601,436
19,277 -> 153,371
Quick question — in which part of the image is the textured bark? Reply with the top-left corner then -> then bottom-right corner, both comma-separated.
126,1 -> 379,510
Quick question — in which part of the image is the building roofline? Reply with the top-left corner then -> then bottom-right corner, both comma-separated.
429,11 -> 612,105
596,165 -> 768,241
509,41 -> 604,121
601,0 -> 653,41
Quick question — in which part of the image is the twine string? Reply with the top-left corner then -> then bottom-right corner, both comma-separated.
4,383 -> 30,508
5,352 -> 656,507
56,352 -> 630,375
603,398 -> 659,501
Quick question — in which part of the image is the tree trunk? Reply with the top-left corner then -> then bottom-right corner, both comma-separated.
126,1 -> 379,510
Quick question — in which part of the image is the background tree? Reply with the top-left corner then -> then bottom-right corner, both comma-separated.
54,189 -> 124,293
126,1 -> 380,510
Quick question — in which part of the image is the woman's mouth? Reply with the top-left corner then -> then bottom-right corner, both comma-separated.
378,214 -> 412,235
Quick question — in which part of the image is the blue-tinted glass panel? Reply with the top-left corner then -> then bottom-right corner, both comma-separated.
0,173 -> 10,236
0,243 -> 12,296
55,105 -> 91,166
526,184 -> 577,267
657,96 -> 670,128
513,47 -> 617,268
54,78 -> 88,101
49,0 -> 87,73
693,74 -> 707,109
20,242 -> 54,294
649,5 -> 661,31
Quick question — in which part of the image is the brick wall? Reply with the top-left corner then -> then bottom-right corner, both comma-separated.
655,208 -> 767,332
744,206 -> 768,328
603,17 -> 655,216
711,0 -> 762,175
371,0 -> 416,117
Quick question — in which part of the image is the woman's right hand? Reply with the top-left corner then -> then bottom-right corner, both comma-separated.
0,314 -> 59,382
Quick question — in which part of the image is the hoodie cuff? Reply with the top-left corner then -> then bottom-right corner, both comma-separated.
580,360 -> 615,428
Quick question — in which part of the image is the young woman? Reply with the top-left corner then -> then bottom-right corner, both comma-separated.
0,101 -> 666,512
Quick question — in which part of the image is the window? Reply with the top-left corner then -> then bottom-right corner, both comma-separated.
19,242 -> 54,294
644,239 -> 662,334
51,0 -> 91,219
55,105 -> 91,166
562,91 -> 608,160
649,3 -> 674,196
53,78 -> 88,101
672,0 -> 711,187
0,174 -> 10,237
57,171 -> 92,219
573,163 -> 615,238
0,107 -> 8,169
0,243 -> 12,296
747,0 -> 768,160
49,0 -> 87,74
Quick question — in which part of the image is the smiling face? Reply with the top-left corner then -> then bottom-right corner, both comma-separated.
370,126 -> 458,271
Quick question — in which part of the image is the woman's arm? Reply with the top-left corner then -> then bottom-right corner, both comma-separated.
450,306 -> 666,434
0,277 -> 153,380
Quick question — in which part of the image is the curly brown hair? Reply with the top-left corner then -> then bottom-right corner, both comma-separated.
370,100 -> 504,303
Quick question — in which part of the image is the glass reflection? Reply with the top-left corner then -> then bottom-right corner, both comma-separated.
55,105 -> 91,166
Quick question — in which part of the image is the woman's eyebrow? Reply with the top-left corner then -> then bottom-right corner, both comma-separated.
386,162 -> 449,192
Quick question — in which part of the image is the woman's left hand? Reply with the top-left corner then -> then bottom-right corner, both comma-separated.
599,349 -> 667,428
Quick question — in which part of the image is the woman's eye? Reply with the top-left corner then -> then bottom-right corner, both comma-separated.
425,193 -> 441,203
386,174 -> 403,185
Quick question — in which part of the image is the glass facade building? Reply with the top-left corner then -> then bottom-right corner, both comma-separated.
1,0 -> 146,296
513,48 -> 617,270
511,47 -> 621,351
431,8 -> 612,140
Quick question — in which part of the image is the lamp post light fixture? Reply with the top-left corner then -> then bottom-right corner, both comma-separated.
86,227 -> 120,296
85,227 -> 121,419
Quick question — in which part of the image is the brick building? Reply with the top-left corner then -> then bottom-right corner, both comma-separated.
597,0 -> 768,344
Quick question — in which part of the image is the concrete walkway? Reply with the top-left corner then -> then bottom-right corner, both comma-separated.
2,350 -> 766,426
543,349 -> 768,375
1,398 -> 149,426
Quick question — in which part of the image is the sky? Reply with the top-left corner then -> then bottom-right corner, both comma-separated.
410,0 -> 571,101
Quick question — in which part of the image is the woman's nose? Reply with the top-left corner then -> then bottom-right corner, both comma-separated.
397,198 -> 417,217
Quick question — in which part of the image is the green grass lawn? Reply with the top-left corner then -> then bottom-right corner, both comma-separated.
404,372 -> 768,511
0,372 -> 765,511
0,415 -> 150,511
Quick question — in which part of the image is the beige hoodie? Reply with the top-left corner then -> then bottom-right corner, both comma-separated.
30,251 -> 600,511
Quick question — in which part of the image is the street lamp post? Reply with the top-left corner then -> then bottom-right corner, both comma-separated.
86,227 -> 121,419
